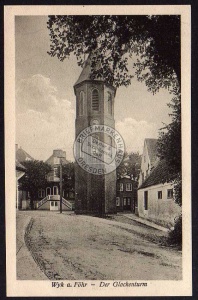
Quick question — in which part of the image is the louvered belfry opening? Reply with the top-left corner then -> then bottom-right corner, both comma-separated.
92,89 -> 99,111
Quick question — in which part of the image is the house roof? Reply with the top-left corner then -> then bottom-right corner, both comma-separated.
16,147 -> 34,163
45,155 -> 69,166
117,176 -> 138,183
145,138 -> 158,166
16,160 -> 26,171
45,150 -> 70,166
138,159 -> 170,189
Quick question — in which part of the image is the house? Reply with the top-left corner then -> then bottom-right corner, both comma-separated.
138,139 -> 181,227
116,177 -> 138,213
37,149 -> 75,211
16,144 -> 34,209
16,160 -> 26,209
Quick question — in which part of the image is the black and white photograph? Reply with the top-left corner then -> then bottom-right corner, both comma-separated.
5,5 -> 191,297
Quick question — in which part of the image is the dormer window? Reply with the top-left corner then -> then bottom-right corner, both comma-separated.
79,91 -> 84,116
92,89 -> 99,111
107,92 -> 112,115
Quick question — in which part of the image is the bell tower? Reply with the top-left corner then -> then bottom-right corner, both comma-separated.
73,56 -> 117,215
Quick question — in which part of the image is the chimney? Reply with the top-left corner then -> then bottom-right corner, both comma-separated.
53,149 -> 63,158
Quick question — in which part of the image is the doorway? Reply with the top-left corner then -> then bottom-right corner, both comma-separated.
50,201 -> 59,211
123,197 -> 131,211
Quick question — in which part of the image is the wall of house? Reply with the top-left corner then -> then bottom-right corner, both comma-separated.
38,200 -> 50,210
138,142 -> 150,187
138,183 -> 181,227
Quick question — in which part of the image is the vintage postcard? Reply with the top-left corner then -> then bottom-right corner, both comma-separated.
5,5 -> 191,297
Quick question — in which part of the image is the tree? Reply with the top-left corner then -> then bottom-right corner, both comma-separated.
62,162 -> 75,195
19,160 -> 51,209
117,151 -> 141,181
47,15 -> 180,91
157,88 -> 181,206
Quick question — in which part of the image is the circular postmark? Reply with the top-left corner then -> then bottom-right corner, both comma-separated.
73,124 -> 125,175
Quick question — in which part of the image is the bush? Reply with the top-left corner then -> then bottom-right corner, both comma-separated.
167,214 -> 182,248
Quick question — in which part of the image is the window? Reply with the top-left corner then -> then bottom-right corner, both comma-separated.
167,189 -> 173,199
38,189 -> 45,198
123,198 -> 127,206
92,89 -> 99,111
119,183 -> 124,191
54,167 -> 59,177
126,183 -> 132,191
116,197 -> 120,206
107,92 -> 112,115
53,186 -> 58,195
46,187 -> 51,196
79,91 -> 84,116
158,191 -> 162,199
127,198 -> 131,205
51,201 -> 54,206
55,201 -> 58,206
144,191 -> 148,210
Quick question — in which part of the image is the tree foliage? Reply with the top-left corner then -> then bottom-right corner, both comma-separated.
19,160 -> 51,208
157,88 -> 181,206
47,15 -> 180,92
62,162 -> 75,193
116,152 -> 141,181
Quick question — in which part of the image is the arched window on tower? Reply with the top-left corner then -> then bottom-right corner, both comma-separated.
79,91 -> 84,116
92,89 -> 99,111
107,92 -> 112,115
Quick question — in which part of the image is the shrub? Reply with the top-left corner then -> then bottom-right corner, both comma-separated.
167,214 -> 182,248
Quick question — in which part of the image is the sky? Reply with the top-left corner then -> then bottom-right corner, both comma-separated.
15,16 -> 173,162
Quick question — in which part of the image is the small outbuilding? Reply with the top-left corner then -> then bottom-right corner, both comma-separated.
137,139 -> 181,227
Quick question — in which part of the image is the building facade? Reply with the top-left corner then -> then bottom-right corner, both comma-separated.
37,149 -> 75,211
116,177 -> 138,213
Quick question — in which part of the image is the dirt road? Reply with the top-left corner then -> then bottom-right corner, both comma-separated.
17,211 -> 182,280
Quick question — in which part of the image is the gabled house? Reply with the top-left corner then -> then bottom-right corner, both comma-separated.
37,149 -> 75,211
138,139 -> 181,228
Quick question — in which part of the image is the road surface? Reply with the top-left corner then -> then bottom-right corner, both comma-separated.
16,211 -> 182,280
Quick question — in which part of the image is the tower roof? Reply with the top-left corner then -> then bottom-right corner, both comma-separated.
74,55 -> 94,87
74,53 -> 116,90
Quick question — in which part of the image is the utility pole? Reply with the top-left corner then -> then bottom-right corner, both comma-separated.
60,158 -> 63,213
